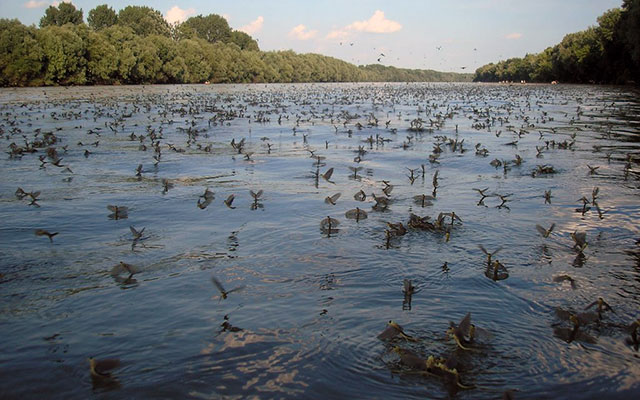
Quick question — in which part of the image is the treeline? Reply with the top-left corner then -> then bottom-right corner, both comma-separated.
473,0 -> 640,84
0,3 -> 470,87
360,64 -> 469,83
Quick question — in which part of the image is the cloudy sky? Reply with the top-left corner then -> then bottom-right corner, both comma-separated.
4,0 -> 623,72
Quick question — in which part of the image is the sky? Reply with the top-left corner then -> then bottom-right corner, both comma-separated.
1,0 -> 624,72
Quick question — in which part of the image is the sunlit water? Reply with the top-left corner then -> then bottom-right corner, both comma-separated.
1,83 -> 639,399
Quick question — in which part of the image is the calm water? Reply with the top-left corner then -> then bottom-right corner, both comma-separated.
1,83 -> 639,399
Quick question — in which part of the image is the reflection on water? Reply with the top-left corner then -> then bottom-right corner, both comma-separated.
1,83 -> 640,399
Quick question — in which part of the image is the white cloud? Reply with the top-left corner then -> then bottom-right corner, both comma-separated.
324,10 -> 401,41
326,29 -> 350,40
239,16 -> 264,35
222,14 -> 231,23
289,24 -> 318,40
346,10 -> 402,33
505,32 -> 522,40
165,5 -> 196,25
24,0 -> 49,8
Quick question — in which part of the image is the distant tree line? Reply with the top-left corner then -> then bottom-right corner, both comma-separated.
0,3 -> 470,87
473,0 -> 640,84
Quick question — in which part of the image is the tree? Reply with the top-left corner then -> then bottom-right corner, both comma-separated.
130,36 -> 163,84
178,38 -> 211,83
152,35 -> 187,83
179,14 -> 232,43
551,28 -> 603,82
230,30 -> 259,51
0,19 -> 43,86
86,30 -> 118,83
595,8 -> 628,83
100,25 -> 137,82
118,6 -> 170,37
88,4 -> 117,31
3,4 -> 475,86
38,25 -> 86,85
530,48 -> 554,82
619,0 -> 640,80
472,1 -> 640,84
39,2 -> 83,28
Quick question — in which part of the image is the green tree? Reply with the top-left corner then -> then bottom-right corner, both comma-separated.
3,4 -> 475,86
236,49 -> 268,82
257,52 -> 280,81
38,25 -> 86,85
619,0 -> 640,80
40,2 -> 83,28
552,28 -> 603,82
152,35 -> 187,83
204,42 -> 234,83
130,36 -> 163,83
530,48 -> 554,82
86,30 -> 117,83
474,2 -> 640,84
177,38 -> 210,83
118,6 -> 170,37
100,25 -> 137,82
262,51 -> 292,82
594,8 -> 627,82
230,30 -> 259,51
0,19 -> 43,86
179,14 -> 232,43
88,4 -> 117,31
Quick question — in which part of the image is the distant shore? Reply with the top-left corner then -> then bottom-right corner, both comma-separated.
473,1 -> 640,85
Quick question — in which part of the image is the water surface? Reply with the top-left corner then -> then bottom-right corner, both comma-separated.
1,83 -> 639,399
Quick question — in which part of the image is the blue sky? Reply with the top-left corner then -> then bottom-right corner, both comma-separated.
2,0 -> 623,72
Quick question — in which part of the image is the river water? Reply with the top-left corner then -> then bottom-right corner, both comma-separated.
0,83 -> 639,399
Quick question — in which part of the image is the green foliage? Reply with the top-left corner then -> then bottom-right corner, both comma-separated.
360,63 -> 471,82
86,30 -> 118,84
38,25 -> 87,85
128,36 -> 161,84
151,35 -> 190,83
530,48 -> 553,82
178,38 -> 211,83
597,8 -> 621,42
88,4 -> 118,31
100,25 -> 137,82
474,1 -> 639,84
178,14 -> 231,43
1,4 -> 473,86
0,19 -> 43,86
230,31 -> 259,51
551,28 -> 603,82
619,0 -> 640,81
118,6 -> 170,37
39,2 -> 83,28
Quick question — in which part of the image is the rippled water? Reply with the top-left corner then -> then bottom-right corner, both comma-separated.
1,83 -> 639,399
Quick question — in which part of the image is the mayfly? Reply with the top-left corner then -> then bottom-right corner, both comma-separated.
107,205 -> 128,220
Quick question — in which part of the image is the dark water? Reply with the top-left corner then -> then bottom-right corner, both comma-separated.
1,83 -> 639,399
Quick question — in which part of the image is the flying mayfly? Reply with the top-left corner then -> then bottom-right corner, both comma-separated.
211,276 -> 245,301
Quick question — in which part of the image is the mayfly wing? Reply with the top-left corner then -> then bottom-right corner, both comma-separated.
323,167 -> 334,180
211,277 -> 226,294
226,285 -> 246,295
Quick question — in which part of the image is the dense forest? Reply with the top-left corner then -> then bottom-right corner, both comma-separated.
473,0 -> 640,84
0,3 -> 470,87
